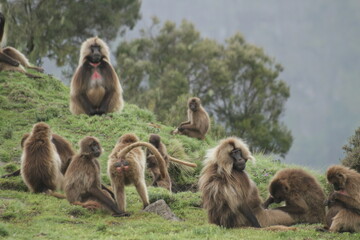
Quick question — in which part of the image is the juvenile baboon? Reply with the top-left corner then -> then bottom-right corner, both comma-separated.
64,136 -> 126,217
2,132 -> 75,178
172,97 -> 210,140
21,123 -> 64,196
263,168 -> 326,224
0,13 -> 43,78
198,137 -> 294,228
70,37 -> 123,115
323,165 -> 360,232
107,133 -> 167,214
146,134 -> 197,191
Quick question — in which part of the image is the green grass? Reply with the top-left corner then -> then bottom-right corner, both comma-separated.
0,71 -> 359,239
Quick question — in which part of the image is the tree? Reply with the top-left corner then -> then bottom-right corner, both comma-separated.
1,0 -> 141,70
342,127 -> 360,172
117,18 -> 292,156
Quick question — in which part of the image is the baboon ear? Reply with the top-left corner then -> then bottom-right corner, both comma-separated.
282,181 -> 290,193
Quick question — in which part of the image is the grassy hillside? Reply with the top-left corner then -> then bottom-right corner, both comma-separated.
0,71 -> 358,239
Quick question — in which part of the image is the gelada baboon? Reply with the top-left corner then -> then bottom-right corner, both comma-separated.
107,133 -> 167,215
263,168 -> 326,224
70,36 -> 123,115
64,136 -> 126,216
146,134 -> 197,191
198,137 -> 294,228
2,132 -> 75,178
172,97 -> 210,140
323,165 -> 360,232
0,12 -> 43,78
21,123 -> 64,197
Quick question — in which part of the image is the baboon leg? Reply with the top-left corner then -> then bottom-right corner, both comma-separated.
101,184 -> 115,201
0,52 -> 19,66
89,187 -> 129,217
114,183 -> 127,213
2,47 -> 43,72
134,180 -> 149,209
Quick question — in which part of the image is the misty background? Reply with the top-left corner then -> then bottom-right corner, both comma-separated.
44,0 -> 360,170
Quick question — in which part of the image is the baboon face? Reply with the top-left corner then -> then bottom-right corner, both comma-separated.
91,141 -> 101,157
87,44 -> 102,63
230,148 -> 246,171
270,181 -> 287,203
189,98 -> 199,112
328,173 -> 346,191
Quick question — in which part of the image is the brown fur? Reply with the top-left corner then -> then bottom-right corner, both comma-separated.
172,97 -> 210,140
325,165 -> 360,232
146,134 -> 172,191
21,132 -> 75,175
198,137 -> 294,228
107,133 -> 166,214
0,13 -> 43,78
64,136 -> 126,217
21,123 -> 64,194
70,37 -> 123,115
263,168 -> 326,224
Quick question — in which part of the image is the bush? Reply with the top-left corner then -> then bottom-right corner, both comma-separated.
341,127 -> 360,172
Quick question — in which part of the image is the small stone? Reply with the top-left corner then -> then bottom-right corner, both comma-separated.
143,199 -> 182,221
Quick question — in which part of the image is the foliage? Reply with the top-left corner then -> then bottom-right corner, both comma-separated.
116,18 -> 292,156
1,0 -> 141,71
341,127 -> 360,172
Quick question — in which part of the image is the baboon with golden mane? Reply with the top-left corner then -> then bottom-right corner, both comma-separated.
198,137 -> 294,228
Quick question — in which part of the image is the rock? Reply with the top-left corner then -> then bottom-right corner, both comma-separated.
143,199 -> 182,221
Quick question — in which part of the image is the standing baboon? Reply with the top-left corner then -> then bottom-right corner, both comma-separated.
172,97 -> 210,140
64,136 -> 126,217
0,12 -> 43,78
108,133 -> 166,214
323,165 -> 360,232
2,132 -> 75,178
21,123 -> 64,196
146,134 -> 197,191
70,37 -> 123,115
198,137 -> 294,228
263,168 -> 326,224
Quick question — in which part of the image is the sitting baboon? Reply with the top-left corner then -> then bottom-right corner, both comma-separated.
21,123 -> 64,197
64,136 -> 126,217
146,134 -> 197,191
0,12 -> 43,78
172,97 -> 210,140
2,133 -> 75,178
198,137 -> 294,228
323,165 -> 360,232
70,37 -> 123,115
263,168 -> 326,224
108,133 -> 166,215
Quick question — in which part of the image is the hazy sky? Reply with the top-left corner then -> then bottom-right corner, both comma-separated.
44,1 -> 360,171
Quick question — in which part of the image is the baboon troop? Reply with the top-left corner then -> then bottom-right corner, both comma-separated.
3,10 -> 358,234
263,168 -> 326,224
198,137 -> 294,228
172,97 -> 210,140
70,37 -> 124,115
0,13 -> 43,78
